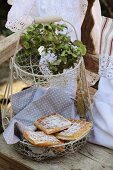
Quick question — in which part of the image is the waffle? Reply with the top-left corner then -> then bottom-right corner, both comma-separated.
56,120 -> 92,141
23,131 -> 62,147
34,113 -> 72,135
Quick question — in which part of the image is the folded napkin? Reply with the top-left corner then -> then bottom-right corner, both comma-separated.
3,87 -> 78,144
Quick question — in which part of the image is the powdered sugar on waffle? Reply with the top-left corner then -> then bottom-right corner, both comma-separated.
25,131 -> 60,142
40,114 -> 71,129
58,123 -> 82,136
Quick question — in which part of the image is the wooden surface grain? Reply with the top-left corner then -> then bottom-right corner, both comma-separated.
0,33 -> 19,65
0,135 -> 113,170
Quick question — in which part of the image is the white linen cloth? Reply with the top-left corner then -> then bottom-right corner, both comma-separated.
6,0 -> 88,40
3,87 -> 78,144
89,17 -> 113,149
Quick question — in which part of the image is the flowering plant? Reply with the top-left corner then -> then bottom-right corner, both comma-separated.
20,23 -> 86,74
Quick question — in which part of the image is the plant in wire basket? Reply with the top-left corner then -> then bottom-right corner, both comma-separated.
17,22 -> 86,75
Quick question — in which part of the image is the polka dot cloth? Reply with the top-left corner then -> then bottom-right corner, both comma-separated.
3,87 -> 78,144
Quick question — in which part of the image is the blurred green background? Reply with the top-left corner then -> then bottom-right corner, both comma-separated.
0,0 -> 113,36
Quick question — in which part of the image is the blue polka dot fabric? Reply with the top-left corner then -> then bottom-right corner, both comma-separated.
3,87 -> 78,144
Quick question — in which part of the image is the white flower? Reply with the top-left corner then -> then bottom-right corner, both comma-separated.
74,46 -> 78,50
39,52 -> 57,75
38,46 -> 45,55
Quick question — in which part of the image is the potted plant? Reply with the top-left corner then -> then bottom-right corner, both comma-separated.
18,22 -> 86,76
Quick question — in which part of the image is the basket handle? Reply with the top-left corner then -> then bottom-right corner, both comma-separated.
34,16 -> 78,40
34,16 -> 62,24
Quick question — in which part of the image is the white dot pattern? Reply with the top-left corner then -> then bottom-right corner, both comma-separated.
3,87 -> 78,144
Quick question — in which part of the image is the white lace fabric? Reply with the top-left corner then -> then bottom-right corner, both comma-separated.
86,70 -> 99,86
99,16 -> 113,79
6,0 -> 88,40
99,55 -> 113,79
6,0 -> 37,32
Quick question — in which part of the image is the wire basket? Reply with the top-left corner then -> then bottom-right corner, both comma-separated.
1,16 -> 93,161
13,54 -> 81,88
14,135 -> 88,161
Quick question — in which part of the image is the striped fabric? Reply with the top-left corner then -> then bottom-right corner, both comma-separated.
100,16 -> 113,56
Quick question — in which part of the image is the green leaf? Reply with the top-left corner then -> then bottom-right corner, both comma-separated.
73,40 -> 86,56
73,40 -> 83,46
51,59 -> 61,66
22,42 -> 30,49
72,54 -> 77,58
60,55 -> 67,63
80,46 -> 87,56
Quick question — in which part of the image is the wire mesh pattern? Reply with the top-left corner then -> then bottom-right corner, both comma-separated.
13,49 -> 81,87
14,136 -> 88,161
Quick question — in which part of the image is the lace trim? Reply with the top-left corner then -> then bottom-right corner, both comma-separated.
5,15 -> 34,32
86,70 -> 99,86
99,55 -> 113,79
6,0 -> 36,32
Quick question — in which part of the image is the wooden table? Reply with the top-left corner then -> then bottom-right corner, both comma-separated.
0,135 -> 113,170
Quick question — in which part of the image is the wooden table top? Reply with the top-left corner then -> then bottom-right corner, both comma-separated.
0,135 -> 113,170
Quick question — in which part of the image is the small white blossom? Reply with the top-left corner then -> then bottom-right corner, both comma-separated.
38,46 -> 45,55
74,46 -> 78,49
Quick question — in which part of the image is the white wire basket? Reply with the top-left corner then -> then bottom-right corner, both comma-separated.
14,135 -> 88,161
1,16 -> 93,161
11,17 -> 80,87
